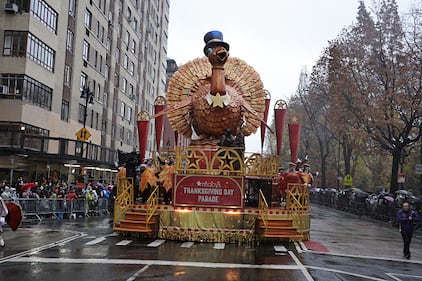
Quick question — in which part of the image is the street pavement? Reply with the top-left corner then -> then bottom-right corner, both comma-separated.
0,204 -> 421,281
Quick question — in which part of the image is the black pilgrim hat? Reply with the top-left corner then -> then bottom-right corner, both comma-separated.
203,30 -> 230,56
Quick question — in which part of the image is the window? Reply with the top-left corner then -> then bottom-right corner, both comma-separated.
0,74 -> 53,110
84,9 -> 92,29
101,119 -> 107,135
30,0 -> 58,33
102,92 -> 108,106
119,126 -> 124,140
26,33 -> 55,72
126,130 -> 132,145
95,112 -> 99,130
95,21 -> 100,38
94,50 -> 98,67
124,31 -> 130,45
66,30 -> 73,52
82,40 -> 90,61
80,72 -> 88,90
115,48 -> 120,63
69,0 -> 76,16
106,37 -> 111,53
129,62 -> 134,75
129,84 -> 134,98
95,83 -> 101,101
3,31 -> 26,56
131,39 -> 136,53
61,100 -> 69,122
123,54 -> 129,69
99,55 -> 103,73
122,78 -> 127,93
120,101 -> 125,117
78,104 -> 86,123
104,64 -> 110,80
64,65 -> 71,87
9,0 -> 30,12
101,26 -> 105,43
127,106 -> 132,122
111,123 -> 116,139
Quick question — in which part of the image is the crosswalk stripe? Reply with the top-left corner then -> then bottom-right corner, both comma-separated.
147,239 -> 166,247
180,242 -> 194,248
116,240 -> 132,246
85,237 -> 106,245
274,245 -> 287,252
213,243 -> 225,250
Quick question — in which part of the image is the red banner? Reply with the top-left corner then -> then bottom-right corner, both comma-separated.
137,119 -> 149,162
174,174 -> 243,208
174,131 -> 178,147
154,104 -> 165,150
260,97 -> 271,149
274,108 -> 287,155
288,123 -> 301,163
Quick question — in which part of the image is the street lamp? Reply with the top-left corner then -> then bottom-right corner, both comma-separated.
9,156 -> 15,186
80,84 -> 94,129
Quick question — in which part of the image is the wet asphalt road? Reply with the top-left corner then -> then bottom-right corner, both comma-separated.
0,205 -> 421,281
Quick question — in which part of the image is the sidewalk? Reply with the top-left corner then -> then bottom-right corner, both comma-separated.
309,204 -> 422,262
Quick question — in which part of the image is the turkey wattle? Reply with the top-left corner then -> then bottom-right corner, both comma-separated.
165,31 -> 267,140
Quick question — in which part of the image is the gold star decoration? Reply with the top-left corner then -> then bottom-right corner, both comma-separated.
206,92 -> 231,108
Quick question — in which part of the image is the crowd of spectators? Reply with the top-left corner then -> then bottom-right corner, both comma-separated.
0,177 -> 116,218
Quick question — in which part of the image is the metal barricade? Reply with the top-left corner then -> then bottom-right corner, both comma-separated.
97,198 -> 109,216
1,197 -> 111,221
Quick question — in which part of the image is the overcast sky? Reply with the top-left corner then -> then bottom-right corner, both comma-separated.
166,0 -> 416,153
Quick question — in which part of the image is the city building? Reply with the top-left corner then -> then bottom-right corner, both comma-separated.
0,0 -> 169,185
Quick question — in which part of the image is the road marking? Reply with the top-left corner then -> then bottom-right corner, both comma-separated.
213,243 -> 225,250
0,229 -> 86,264
306,250 -> 422,265
147,239 -> 165,247
306,266 -> 386,281
106,232 -> 119,237
386,273 -> 422,280
274,245 -> 287,252
126,265 -> 150,281
116,240 -> 132,246
294,242 -> 302,253
385,273 -> 402,281
85,237 -> 106,245
299,241 -> 308,251
181,242 -> 194,248
10,257 -> 302,270
289,251 -> 315,281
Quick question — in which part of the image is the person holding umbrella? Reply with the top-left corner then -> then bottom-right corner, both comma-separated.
397,201 -> 420,259
0,196 -> 23,247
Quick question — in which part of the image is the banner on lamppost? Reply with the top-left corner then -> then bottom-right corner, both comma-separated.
260,90 -> 271,150
137,111 -> 150,162
274,99 -> 287,156
154,96 -> 166,151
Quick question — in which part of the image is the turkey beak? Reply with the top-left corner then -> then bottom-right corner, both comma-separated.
216,49 -> 228,61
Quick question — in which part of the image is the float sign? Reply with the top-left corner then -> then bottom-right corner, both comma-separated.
174,174 -> 243,208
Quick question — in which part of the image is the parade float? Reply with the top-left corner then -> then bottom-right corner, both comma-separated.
113,31 -> 310,243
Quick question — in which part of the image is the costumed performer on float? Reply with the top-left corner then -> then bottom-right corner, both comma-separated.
278,162 -> 303,206
139,158 -> 158,202
158,153 -> 176,204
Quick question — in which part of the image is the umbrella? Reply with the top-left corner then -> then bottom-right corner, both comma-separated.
5,202 -> 23,231
20,182 -> 36,192
384,195 -> 394,203
395,190 -> 410,196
